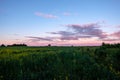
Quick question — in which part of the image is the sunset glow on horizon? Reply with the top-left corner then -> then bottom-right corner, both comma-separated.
0,0 -> 120,46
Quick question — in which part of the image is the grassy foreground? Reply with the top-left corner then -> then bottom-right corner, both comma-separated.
0,46 -> 120,80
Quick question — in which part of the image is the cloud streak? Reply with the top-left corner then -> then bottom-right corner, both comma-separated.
102,39 -> 120,41
35,12 -> 58,19
26,36 -> 53,41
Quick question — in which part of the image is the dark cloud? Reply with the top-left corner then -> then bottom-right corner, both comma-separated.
26,36 -> 53,41
49,31 -> 75,36
60,36 -> 78,40
66,23 -> 107,39
48,23 -> 108,40
50,31 -> 89,40
60,35 -> 92,40
49,31 -> 77,40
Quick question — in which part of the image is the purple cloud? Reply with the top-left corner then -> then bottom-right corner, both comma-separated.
48,23 -> 110,40
65,23 -> 107,39
49,31 -> 93,40
35,12 -> 58,19
98,30 -> 120,41
60,35 -> 93,40
112,31 -> 120,38
60,36 -> 78,40
102,39 -> 120,41
26,22 -> 120,42
49,31 -> 78,40
49,31 -> 75,36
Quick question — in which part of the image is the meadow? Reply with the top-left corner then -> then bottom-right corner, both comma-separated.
0,44 -> 120,80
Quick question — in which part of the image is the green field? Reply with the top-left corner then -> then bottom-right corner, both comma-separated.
0,45 -> 120,80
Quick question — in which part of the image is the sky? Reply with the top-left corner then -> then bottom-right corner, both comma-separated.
0,0 -> 120,46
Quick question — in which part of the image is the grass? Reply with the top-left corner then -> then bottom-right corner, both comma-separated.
0,46 -> 120,80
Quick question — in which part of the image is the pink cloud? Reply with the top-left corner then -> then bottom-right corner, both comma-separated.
35,12 -> 58,19
112,31 -> 120,38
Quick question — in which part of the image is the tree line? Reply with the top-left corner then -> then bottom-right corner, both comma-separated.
102,42 -> 120,48
0,44 -> 27,47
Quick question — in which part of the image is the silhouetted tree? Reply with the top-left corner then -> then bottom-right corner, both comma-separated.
1,44 -> 5,47
102,42 -> 105,46
101,42 -> 120,48
7,44 -> 27,47
48,44 -> 51,47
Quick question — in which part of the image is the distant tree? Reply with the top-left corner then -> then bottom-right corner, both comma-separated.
48,44 -> 51,47
71,45 -> 74,47
101,42 -> 120,48
102,42 -> 105,46
7,44 -> 27,47
1,44 -> 5,47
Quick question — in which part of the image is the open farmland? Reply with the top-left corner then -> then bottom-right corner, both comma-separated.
0,45 -> 120,80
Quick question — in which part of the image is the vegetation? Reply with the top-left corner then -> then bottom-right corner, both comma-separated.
0,43 -> 120,80
0,44 -> 6,47
7,44 -> 27,47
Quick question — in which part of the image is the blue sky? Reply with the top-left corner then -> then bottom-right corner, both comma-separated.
0,0 -> 120,46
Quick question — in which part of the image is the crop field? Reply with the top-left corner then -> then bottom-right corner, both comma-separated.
0,45 -> 120,80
